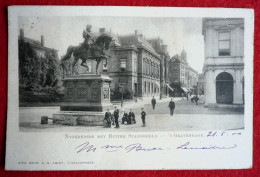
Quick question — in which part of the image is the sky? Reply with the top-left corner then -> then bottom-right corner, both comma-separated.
19,16 -> 205,73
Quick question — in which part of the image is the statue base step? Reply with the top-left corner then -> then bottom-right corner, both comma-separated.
53,111 -> 105,126
60,102 -> 114,112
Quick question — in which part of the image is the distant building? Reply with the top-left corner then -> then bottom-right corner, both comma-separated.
19,29 -> 58,58
187,66 -> 199,94
198,74 -> 204,95
168,49 -> 198,96
202,18 -> 244,106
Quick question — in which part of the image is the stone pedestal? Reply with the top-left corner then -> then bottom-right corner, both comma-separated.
53,74 -> 113,126
53,111 -> 105,126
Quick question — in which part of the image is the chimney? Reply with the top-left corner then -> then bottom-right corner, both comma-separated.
135,30 -> 138,35
99,28 -> 105,34
41,35 -> 45,47
20,29 -> 24,40
162,45 -> 168,53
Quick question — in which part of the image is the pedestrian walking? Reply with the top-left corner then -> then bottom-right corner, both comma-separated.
186,93 -> 189,101
114,106 -> 120,128
141,108 -> 146,127
129,109 -> 136,124
121,110 -> 128,124
151,96 -> 156,110
168,98 -> 175,116
104,109 -> 112,128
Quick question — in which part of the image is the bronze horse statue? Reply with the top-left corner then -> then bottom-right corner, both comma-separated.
60,33 -> 112,75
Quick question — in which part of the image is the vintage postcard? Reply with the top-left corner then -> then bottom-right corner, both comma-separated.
6,6 -> 254,170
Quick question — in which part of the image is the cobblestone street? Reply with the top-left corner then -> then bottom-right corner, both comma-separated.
19,95 -> 244,132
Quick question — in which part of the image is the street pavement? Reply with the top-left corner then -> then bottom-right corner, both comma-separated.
19,95 -> 244,132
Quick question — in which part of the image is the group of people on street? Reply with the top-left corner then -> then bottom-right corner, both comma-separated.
104,106 -> 146,128
183,92 -> 199,105
121,109 -> 136,125
104,96 -> 177,128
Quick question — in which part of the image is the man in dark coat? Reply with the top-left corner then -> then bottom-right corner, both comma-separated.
168,98 -> 175,116
121,111 -> 128,124
128,109 -> 136,124
104,109 -> 112,128
151,96 -> 156,110
114,106 -> 120,128
141,108 -> 146,127
111,113 -> 115,125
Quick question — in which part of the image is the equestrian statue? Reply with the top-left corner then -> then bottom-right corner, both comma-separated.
60,25 -> 112,75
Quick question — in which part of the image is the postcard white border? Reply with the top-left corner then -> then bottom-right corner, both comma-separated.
6,6 -> 254,170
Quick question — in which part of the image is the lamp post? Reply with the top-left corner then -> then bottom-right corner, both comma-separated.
196,81 -> 199,105
135,82 -> 138,102
119,82 -> 124,108
196,81 -> 198,98
119,81 -> 128,108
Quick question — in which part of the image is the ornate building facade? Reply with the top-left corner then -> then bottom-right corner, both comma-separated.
202,18 -> 244,106
148,38 -> 170,98
91,29 -> 161,99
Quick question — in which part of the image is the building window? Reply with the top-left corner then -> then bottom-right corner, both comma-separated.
147,63 -> 150,75
150,63 -> 152,76
144,81 -> 147,93
146,62 -> 148,75
218,31 -> 231,56
134,59 -> 137,73
155,66 -> 157,77
143,61 -> 146,74
120,58 -> 127,71
39,52 -> 45,58
103,60 -> 107,71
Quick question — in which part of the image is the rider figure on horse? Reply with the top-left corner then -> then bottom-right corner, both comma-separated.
82,24 -> 94,51
60,24 -> 112,75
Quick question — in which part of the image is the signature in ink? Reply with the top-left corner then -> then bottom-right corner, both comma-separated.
75,141 -> 238,153
101,144 -> 124,152
75,142 -> 164,153
125,143 -> 164,153
177,142 -> 238,150
75,142 -> 97,153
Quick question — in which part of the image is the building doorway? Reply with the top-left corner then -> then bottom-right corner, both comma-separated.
216,72 -> 234,104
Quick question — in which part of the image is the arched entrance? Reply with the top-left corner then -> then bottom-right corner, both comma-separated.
216,72 -> 234,104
